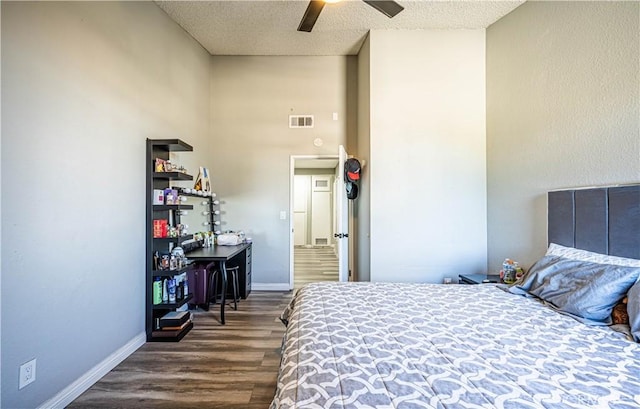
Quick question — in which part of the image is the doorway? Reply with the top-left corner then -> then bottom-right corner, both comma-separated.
289,156 -> 340,290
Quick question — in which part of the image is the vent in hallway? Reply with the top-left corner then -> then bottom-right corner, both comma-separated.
289,115 -> 314,128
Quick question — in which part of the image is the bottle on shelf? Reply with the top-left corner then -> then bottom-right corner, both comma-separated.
162,279 -> 169,303
153,277 -> 163,305
168,279 -> 176,303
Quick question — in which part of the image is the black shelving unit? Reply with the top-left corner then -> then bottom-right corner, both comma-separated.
146,138 -> 195,342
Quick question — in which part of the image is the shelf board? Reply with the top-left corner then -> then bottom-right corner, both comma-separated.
153,234 -> 194,243
153,294 -> 193,310
153,172 -> 193,181
153,204 -> 194,211
150,321 -> 193,342
151,265 -> 193,277
148,139 -> 193,152
171,191 -> 214,199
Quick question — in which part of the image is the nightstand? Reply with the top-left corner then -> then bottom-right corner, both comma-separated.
458,274 -> 501,284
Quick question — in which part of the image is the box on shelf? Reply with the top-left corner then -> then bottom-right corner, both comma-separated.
159,310 -> 191,328
152,321 -> 193,338
163,188 -> 179,205
159,319 -> 192,331
153,219 -> 168,238
152,189 -> 164,205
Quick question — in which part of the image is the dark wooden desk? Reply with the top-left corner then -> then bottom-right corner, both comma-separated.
187,243 -> 252,324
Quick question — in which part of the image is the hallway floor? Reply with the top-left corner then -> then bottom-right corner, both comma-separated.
293,246 -> 339,289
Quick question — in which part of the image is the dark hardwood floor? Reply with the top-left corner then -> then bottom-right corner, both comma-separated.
68,291 -> 292,409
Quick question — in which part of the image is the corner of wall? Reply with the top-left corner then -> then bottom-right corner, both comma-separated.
0,2 -> 3,403
355,34 -> 371,282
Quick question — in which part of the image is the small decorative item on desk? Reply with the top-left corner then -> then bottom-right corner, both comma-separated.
217,230 -> 245,246
500,258 -> 521,284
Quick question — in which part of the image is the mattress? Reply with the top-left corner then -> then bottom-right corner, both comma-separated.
271,282 -> 640,408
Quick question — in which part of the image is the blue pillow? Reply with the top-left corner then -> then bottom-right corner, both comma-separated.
627,279 -> 640,342
509,255 -> 640,325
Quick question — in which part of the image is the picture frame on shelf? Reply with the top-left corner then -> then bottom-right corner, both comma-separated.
193,167 -> 211,192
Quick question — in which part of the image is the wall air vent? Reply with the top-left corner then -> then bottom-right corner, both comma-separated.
289,115 -> 314,128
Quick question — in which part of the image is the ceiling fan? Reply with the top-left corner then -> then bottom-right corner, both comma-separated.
298,0 -> 404,32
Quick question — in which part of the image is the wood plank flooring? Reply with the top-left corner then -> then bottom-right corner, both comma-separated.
294,246 -> 338,289
67,291 -> 292,409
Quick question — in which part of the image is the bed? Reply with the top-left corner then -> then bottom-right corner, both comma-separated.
271,185 -> 640,408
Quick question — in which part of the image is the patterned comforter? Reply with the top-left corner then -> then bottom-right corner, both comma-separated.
271,282 -> 640,409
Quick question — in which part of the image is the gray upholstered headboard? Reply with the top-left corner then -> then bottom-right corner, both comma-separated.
548,184 -> 640,260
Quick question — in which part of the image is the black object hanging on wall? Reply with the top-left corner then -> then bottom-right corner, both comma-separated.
344,158 -> 361,200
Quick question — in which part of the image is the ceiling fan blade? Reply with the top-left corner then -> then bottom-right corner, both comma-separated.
362,0 -> 404,18
298,1 -> 326,32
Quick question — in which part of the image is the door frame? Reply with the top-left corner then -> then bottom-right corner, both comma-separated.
289,154 -> 339,290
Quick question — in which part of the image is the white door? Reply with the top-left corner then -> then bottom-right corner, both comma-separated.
311,175 -> 332,246
336,145 -> 349,282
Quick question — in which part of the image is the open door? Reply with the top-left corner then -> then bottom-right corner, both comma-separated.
290,155 -> 341,290
336,145 -> 349,282
289,149 -> 349,289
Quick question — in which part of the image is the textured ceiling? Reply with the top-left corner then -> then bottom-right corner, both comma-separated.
155,0 -> 525,56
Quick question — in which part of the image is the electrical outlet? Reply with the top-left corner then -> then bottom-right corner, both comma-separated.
19,359 -> 36,389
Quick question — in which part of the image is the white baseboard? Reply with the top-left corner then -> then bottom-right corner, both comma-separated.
252,283 -> 291,291
38,332 -> 146,409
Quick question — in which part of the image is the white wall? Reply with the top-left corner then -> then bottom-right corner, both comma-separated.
367,30 -> 487,283
209,56 -> 354,286
1,2 -> 211,407
486,1 -> 640,272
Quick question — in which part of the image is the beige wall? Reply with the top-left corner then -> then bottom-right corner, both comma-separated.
367,30 -> 488,283
486,1 -> 640,272
209,56 -> 354,286
1,2 -> 211,407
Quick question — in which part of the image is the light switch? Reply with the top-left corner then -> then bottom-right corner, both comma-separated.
280,211 -> 287,220
332,112 -> 338,121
